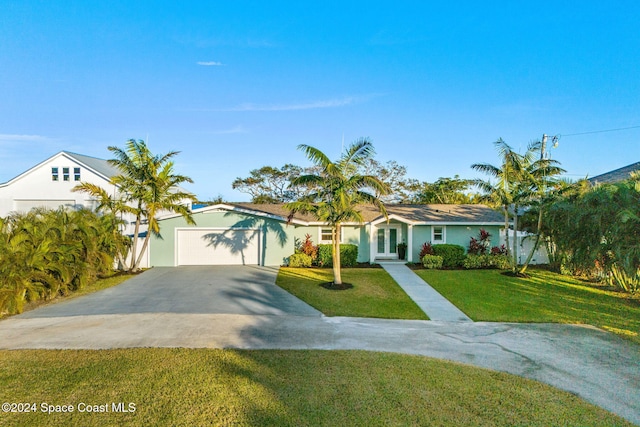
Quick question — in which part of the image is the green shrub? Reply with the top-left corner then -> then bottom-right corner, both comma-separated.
289,253 -> 312,268
317,244 -> 358,267
463,254 -> 489,269
463,254 -> 512,270
489,255 -> 512,270
422,255 -> 443,269
432,244 -> 466,268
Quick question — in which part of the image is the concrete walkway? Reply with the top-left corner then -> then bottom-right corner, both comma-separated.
379,262 -> 472,322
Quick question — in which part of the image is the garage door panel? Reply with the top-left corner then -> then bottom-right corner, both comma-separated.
177,229 -> 259,265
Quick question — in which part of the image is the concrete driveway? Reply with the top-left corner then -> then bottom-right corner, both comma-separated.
18,266 -> 322,318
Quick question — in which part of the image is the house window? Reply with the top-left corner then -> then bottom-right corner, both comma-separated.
74,167 -> 81,181
51,167 -> 59,181
432,226 -> 446,243
62,167 -> 70,181
319,227 -> 343,243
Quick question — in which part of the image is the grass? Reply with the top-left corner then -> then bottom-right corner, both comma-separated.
276,267 -> 428,319
17,272 -> 136,315
0,349 -> 633,427
415,268 -> 640,344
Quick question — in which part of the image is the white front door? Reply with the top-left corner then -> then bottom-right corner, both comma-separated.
376,226 -> 400,258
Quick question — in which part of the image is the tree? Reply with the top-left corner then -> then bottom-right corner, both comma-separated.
232,164 -> 319,203
410,175 -> 480,204
108,139 -> 196,272
285,138 -> 390,286
471,139 -> 525,269
356,159 -> 411,203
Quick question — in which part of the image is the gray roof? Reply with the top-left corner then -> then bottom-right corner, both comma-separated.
63,151 -> 121,179
227,202 -> 504,224
588,161 -> 640,185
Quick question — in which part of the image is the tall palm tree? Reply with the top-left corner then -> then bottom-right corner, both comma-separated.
108,139 -> 196,271
471,139 -> 525,268
285,138 -> 389,286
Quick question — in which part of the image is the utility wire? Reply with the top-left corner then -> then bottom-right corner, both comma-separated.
560,125 -> 640,137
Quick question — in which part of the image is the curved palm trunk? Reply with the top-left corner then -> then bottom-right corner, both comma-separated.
332,223 -> 342,285
503,205 -> 510,257
512,204 -> 519,271
519,207 -> 543,274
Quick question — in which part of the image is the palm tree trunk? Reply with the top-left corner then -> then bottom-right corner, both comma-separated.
519,206 -> 544,274
333,224 -> 342,285
133,232 -> 151,271
512,204 -> 518,271
129,214 -> 142,271
503,205 -> 510,257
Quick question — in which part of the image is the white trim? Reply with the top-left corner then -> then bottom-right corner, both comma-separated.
370,214 -> 416,226
407,224 -> 413,262
431,225 -> 446,244
318,226 -> 343,244
158,203 -> 308,225
374,224 -> 402,259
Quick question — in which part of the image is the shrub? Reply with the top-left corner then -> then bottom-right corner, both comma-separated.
490,255 -> 512,270
422,255 -> 443,269
432,244 -> 466,268
288,253 -> 313,268
491,245 -> 508,256
297,234 -> 318,262
419,242 -> 434,259
468,229 -> 492,255
317,244 -> 358,267
463,254 -> 489,269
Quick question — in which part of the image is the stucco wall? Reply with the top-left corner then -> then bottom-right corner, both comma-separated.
150,210 -> 300,266
410,225 -> 503,262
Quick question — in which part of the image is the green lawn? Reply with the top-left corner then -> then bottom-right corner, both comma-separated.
276,267 -> 428,319
17,273 -> 136,316
0,349 -> 632,427
415,268 -> 640,343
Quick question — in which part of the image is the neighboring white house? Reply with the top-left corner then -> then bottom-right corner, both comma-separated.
0,150 -> 193,236
0,151 -> 122,218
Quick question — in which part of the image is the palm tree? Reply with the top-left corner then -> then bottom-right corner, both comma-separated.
471,139 -> 525,269
285,138 -> 390,286
108,139 -> 196,271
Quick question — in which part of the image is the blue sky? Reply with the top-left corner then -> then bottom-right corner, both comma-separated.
1,1 -> 639,201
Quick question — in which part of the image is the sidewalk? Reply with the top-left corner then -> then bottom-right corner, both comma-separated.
379,262 -> 472,322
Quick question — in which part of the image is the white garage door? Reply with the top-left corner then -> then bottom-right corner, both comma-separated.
176,228 -> 259,265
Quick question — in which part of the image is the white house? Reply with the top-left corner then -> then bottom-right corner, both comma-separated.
0,151 -> 193,236
0,151 -> 122,218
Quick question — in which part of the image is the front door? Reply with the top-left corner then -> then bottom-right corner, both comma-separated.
376,226 -> 400,258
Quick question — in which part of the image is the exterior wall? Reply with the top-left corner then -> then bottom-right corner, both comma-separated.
0,153 -> 117,218
410,225 -> 503,262
150,210 -> 299,266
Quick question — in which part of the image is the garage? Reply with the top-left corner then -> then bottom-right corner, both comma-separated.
176,228 -> 260,266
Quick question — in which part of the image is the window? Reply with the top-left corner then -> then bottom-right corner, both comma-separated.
62,167 -> 70,181
432,226 -> 445,243
74,167 -> 81,181
319,227 -> 343,243
51,167 -> 59,181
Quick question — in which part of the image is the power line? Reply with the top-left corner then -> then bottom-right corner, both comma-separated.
561,125 -> 640,137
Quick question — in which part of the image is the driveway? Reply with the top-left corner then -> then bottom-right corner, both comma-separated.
18,266 -> 322,317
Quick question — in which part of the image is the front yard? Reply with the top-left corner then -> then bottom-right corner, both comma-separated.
415,268 -> 640,344
276,267 -> 428,319
0,349 -> 632,426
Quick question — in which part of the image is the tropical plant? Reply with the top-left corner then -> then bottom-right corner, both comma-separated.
108,139 -> 197,271
285,139 -> 389,285
419,242 -> 434,260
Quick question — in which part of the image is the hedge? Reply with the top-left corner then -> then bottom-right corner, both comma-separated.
317,244 -> 358,267
432,244 -> 466,268
288,253 -> 313,268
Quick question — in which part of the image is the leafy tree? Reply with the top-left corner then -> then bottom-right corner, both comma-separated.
108,139 -> 196,271
471,139 -> 526,269
232,164 -> 319,203
410,175 -> 480,204
285,138 -> 390,285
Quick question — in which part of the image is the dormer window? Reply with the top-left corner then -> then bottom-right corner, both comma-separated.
51,167 -> 59,181
74,167 -> 81,181
63,167 -> 70,181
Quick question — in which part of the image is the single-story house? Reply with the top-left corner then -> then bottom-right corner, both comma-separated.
149,203 -> 505,266
588,161 -> 640,185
